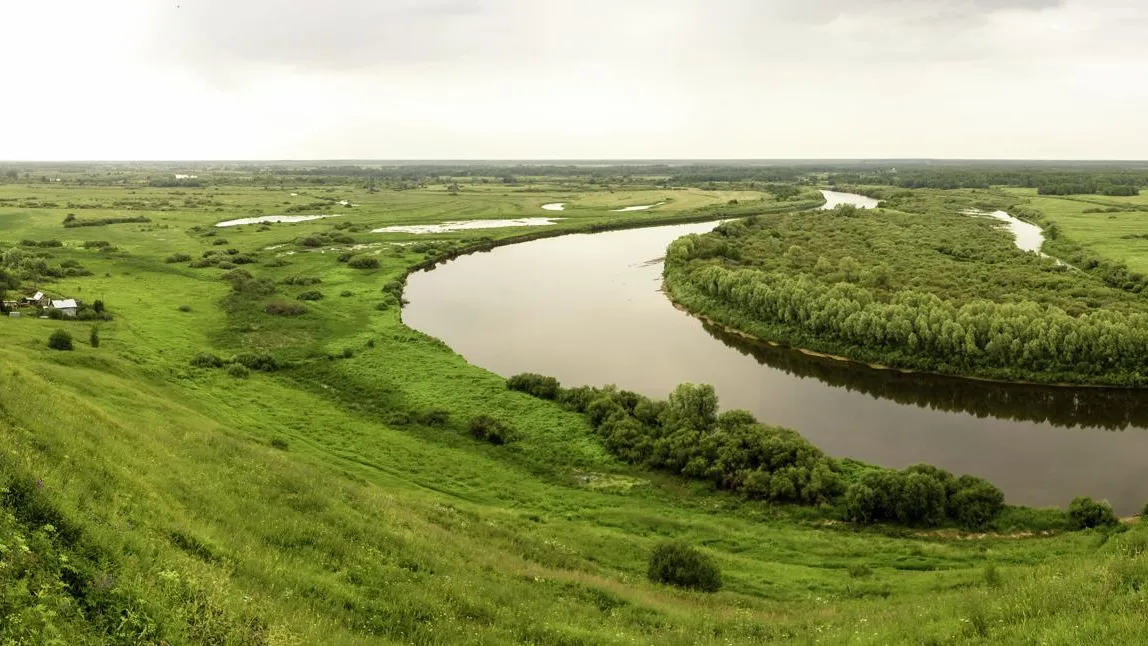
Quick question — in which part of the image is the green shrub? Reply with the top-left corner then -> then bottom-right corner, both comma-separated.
340,290 -> 353,297
949,476 -> 1005,529
232,353 -> 282,372
226,363 -> 250,378
165,253 -> 191,263
1068,497 -> 1119,530
647,542 -> 722,592
1141,502 -> 1148,519
297,290 -> 324,301
468,415 -> 515,445
270,437 -> 289,450
265,301 -> 307,316
420,409 -> 451,427
47,329 -> 73,351
347,255 -> 380,270
507,373 -> 561,399
283,275 -> 322,286
178,304 -> 192,312
984,564 -> 1002,588
190,352 -> 224,368
89,326 -> 100,348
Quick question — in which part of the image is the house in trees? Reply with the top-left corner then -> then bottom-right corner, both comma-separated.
22,291 -> 47,307
48,298 -> 78,317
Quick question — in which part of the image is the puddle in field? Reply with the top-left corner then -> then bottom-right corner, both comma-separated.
610,202 -> 666,212
542,203 -> 566,211
216,214 -> 340,228
373,218 -> 563,234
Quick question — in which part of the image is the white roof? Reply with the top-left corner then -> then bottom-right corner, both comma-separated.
50,299 -> 78,309
31,291 -> 44,300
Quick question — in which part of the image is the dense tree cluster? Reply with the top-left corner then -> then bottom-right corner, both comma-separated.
510,377 -> 1007,528
664,200 -> 1148,385
843,465 -> 1004,528
826,166 -> 1147,196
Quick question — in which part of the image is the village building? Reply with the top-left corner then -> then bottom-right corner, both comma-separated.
22,291 -> 47,307
49,298 -> 78,317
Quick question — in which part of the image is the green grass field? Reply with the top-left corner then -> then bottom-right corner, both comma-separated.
1003,188 -> 1148,273
3,174 -> 1148,644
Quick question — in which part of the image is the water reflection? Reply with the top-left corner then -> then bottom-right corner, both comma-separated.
701,321 -> 1147,432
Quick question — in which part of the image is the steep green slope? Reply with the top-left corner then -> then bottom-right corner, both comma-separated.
1,179 -> 1145,644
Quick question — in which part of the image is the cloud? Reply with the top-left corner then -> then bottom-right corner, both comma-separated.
2,0 -> 1146,159
152,0 -> 1077,75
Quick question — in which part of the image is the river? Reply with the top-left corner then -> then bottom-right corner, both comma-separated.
402,193 -> 1148,514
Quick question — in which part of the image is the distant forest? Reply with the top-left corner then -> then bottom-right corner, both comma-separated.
2,161 -> 1146,195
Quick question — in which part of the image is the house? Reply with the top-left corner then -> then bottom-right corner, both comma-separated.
22,291 -> 47,307
49,299 -> 78,317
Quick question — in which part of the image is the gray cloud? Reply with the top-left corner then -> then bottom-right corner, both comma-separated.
153,0 -> 1077,74
7,0 -> 1147,159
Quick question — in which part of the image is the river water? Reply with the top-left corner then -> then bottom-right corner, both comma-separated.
403,193 -> 1148,514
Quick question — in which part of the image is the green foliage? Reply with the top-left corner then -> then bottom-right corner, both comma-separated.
664,195 -> 1148,385
647,542 -> 722,592
226,363 -> 251,379
89,326 -> 99,348
190,352 -> 224,368
231,353 -> 283,372
5,168 -> 1148,644
282,275 -> 322,286
296,290 -> 324,301
63,215 -> 150,228
265,301 -> 308,316
47,329 -> 73,351
1068,497 -> 1120,530
419,409 -> 451,427
507,373 -> 561,399
468,415 -> 515,445
347,255 -> 380,270
165,252 -> 191,263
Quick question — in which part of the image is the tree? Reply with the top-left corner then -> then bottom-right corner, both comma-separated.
1067,497 -> 1119,529
89,326 -> 100,348
48,329 -> 73,351
660,383 -> 718,433
647,542 -> 722,592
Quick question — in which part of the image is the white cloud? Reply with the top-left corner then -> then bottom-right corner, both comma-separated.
0,0 -> 1144,159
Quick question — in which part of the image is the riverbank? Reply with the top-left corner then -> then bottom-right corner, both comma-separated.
660,192 -> 1148,388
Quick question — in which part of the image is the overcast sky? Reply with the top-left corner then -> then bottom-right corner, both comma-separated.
2,0 -> 1144,160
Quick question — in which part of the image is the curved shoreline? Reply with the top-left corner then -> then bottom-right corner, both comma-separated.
395,197 -> 826,309
662,287 -> 1144,391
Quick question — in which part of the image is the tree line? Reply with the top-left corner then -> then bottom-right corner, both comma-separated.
507,374 -> 1008,529
663,200 -> 1148,385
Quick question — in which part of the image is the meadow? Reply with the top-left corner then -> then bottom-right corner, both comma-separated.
2,166 -> 1147,644
1003,188 -> 1148,273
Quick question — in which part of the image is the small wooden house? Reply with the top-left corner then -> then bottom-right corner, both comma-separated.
22,291 -> 47,307
49,299 -> 78,317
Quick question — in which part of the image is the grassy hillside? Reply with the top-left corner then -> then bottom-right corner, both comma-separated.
2,174 -> 1146,644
